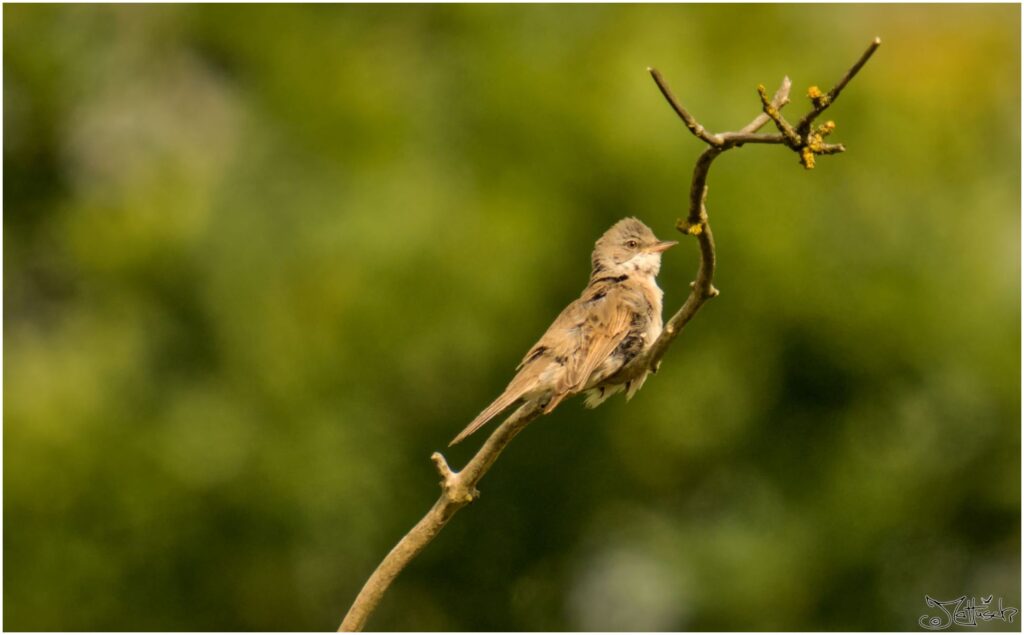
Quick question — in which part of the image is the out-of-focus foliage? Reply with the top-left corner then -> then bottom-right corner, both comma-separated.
4,4 -> 1020,631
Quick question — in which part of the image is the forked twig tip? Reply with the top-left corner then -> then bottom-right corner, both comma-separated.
431,452 -> 454,480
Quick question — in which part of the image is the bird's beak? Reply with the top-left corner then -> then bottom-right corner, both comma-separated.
648,240 -> 678,254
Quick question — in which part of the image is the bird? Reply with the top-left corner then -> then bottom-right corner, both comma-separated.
450,217 -> 677,446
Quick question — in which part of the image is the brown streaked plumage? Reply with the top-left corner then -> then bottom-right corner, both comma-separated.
450,218 -> 677,446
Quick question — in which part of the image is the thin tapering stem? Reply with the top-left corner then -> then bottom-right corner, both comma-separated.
647,67 -> 725,146
339,404 -> 542,631
797,37 -> 882,133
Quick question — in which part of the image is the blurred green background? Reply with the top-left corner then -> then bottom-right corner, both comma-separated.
4,4 -> 1020,631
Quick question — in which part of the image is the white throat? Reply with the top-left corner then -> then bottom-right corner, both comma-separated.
625,252 -> 662,278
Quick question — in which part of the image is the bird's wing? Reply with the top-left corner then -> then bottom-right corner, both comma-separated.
561,284 -> 633,394
450,311 -> 574,446
514,292 -> 593,370
450,283 -> 633,446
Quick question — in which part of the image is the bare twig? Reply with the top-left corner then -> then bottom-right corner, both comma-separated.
797,36 -> 882,134
758,83 -> 801,146
337,37 -> 880,631
339,404 -> 541,631
647,67 -> 725,146
738,76 -> 792,134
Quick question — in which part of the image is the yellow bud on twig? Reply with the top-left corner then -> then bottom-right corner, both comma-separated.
801,147 -> 816,169
807,85 -> 831,108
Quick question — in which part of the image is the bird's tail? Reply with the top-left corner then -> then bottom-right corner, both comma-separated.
449,386 -> 529,446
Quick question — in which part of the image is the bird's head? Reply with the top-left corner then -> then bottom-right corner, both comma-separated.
591,217 -> 677,278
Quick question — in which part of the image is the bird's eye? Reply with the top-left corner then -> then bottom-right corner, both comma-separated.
626,240 -> 639,249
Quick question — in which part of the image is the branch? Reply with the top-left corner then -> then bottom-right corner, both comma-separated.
339,404 -> 541,631
797,36 -> 882,134
648,67 -> 725,147
758,82 -> 802,146
614,36 -> 881,386
337,37 -> 881,631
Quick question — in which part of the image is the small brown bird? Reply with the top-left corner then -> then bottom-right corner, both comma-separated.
450,218 -> 677,446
